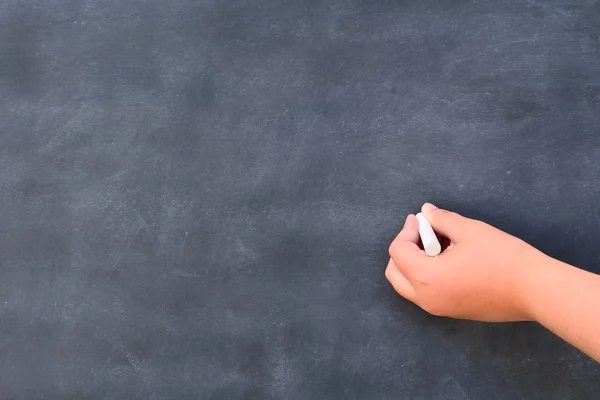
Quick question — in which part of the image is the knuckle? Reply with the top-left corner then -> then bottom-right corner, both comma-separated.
384,265 -> 392,280
469,219 -> 485,228
388,241 -> 399,258
447,211 -> 461,220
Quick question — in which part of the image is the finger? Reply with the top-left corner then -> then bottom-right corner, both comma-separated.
395,214 -> 420,247
388,240 -> 429,282
421,203 -> 470,243
385,259 -> 416,302
389,214 -> 430,278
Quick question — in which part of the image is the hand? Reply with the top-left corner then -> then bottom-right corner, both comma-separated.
386,203 -> 546,322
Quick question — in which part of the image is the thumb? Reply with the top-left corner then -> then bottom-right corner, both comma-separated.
421,203 -> 470,242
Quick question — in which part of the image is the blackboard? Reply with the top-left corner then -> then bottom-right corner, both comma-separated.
1,0 -> 600,398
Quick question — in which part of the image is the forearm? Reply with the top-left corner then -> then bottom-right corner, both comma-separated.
522,255 -> 600,361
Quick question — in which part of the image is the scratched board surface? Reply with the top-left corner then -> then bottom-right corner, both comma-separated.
1,0 -> 600,398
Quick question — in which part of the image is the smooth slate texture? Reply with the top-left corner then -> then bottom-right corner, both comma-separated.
1,0 -> 600,398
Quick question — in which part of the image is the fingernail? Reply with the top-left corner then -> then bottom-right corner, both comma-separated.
422,202 -> 438,212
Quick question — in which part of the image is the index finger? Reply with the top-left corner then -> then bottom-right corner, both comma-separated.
394,214 -> 420,249
388,214 -> 428,279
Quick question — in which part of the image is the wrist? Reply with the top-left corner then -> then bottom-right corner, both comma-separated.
514,249 -> 555,321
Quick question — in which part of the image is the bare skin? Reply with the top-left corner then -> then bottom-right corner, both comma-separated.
386,203 -> 600,362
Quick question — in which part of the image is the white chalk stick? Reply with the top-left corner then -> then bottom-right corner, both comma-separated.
416,213 -> 441,257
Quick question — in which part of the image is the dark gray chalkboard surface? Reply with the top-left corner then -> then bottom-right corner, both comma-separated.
1,0 -> 600,398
